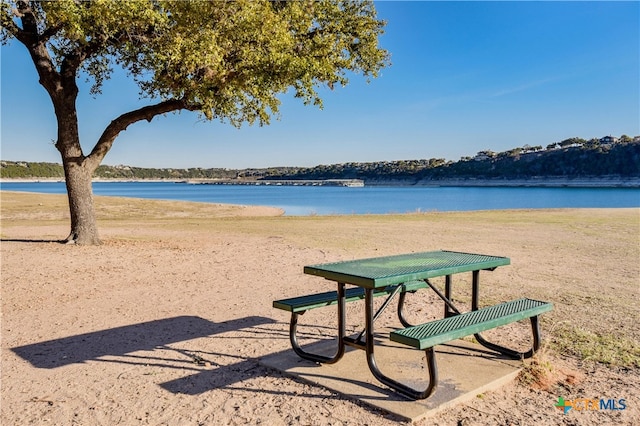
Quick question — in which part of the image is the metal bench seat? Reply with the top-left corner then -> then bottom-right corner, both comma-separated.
390,298 -> 553,350
273,280 -> 428,313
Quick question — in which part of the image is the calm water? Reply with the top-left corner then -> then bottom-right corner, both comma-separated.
1,181 -> 639,216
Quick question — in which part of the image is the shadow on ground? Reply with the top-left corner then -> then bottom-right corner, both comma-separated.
12,315 -> 274,369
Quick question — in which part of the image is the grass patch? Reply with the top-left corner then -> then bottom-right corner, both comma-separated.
517,346 -> 585,392
519,356 -> 555,390
551,323 -> 640,368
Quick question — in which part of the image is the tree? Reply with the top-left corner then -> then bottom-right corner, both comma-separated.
1,0 -> 389,244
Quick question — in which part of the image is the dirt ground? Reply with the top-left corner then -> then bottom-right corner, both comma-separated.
1,191 -> 638,425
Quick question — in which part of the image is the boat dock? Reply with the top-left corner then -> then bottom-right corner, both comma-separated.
186,179 -> 365,187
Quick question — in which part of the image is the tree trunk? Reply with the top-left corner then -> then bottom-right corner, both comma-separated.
55,95 -> 101,245
62,159 -> 100,245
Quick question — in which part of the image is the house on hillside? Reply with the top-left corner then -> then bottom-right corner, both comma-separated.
599,135 -> 619,145
474,150 -> 496,161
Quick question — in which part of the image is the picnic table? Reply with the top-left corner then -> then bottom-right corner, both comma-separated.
273,250 -> 552,400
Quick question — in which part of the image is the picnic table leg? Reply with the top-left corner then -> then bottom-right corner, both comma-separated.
397,291 -> 413,328
365,288 -> 438,400
397,283 -> 424,328
288,282 -> 346,364
470,270 -> 542,359
474,317 -> 541,359
444,275 -> 454,317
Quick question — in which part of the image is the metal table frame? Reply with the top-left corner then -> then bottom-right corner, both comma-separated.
291,250 -> 542,399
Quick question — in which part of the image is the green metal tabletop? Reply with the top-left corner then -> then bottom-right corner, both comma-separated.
303,250 -> 510,289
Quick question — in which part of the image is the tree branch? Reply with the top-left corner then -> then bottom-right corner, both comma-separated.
2,3 -> 60,44
86,99 -> 201,167
11,0 -> 44,43
2,1 -> 65,99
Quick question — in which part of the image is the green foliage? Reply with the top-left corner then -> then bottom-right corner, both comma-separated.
2,0 -> 389,126
0,161 -> 64,178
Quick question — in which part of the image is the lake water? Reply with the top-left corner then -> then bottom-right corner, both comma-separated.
1,181 -> 639,216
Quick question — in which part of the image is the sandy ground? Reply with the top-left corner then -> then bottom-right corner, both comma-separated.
1,191 -> 639,425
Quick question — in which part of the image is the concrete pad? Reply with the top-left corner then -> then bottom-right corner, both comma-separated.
261,328 -> 522,423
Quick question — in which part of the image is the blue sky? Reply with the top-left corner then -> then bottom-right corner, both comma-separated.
1,1 -> 639,169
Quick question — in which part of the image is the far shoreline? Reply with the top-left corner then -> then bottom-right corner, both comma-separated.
366,176 -> 640,188
2,176 -> 640,188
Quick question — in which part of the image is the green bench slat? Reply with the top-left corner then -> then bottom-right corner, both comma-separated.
390,298 -> 553,350
273,280 -> 428,313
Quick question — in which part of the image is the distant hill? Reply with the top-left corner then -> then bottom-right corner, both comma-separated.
2,136 -> 639,183
268,137 -> 640,183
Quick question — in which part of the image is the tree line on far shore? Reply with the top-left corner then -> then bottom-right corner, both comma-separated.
2,136 -> 639,181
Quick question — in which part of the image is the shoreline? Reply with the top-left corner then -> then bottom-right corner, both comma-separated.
366,176 -> 640,188
2,176 -> 640,188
